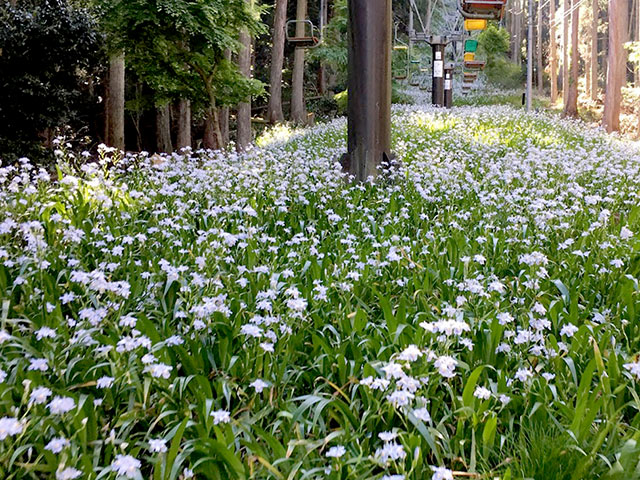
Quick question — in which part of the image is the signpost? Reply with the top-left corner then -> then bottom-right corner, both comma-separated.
444,63 -> 454,108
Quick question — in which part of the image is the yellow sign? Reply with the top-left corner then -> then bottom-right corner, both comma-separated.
464,52 -> 475,61
464,19 -> 487,31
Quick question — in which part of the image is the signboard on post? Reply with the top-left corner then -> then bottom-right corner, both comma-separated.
433,60 -> 443,78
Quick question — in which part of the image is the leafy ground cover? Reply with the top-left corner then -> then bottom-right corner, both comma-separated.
2,100 -> 640,480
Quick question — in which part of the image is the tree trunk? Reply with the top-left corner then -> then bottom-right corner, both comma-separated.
218,49 -> 231,148
317,0 -> 329,95
203,107 -> 223,150
590,0 -> 598,100
537,0 -> 544,93
291,0 -> 308,124
512,0 -> 522,63
636,0 -> 640,86
155,104 -> 173,153
267,0 -> 288,123
237,14 -> 253,151
563,0 -> 580,117
176,99 -> 191,150
105,52 -> 125,150
550,0 -> 559,103
603,0 -> 629,132
562,0 -> 569,104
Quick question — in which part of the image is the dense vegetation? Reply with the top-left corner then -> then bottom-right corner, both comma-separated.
2,94 -> 640,479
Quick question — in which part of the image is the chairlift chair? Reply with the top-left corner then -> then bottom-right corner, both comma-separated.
286,0 -> 327,49
458,0 -> 507,21
464,60 -> 486,70
393,45 -> 409,81
464,39 -> 479,53
286,20 -> 321,48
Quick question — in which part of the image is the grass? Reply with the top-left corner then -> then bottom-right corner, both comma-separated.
1,99 -> 640,480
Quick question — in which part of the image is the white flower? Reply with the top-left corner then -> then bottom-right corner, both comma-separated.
413,407 -> 431,422
473,386 -> 491,400
325,445 -> 346,458
621,226 -> 634,240
144,363 -> 173,379
375,442 -> 406,463
378,431 -> 398,442
35,326 -> 56,340
97,376 -> 115,388
30,386 -> 52,404
56,467 -> 83,480
0,417 -> 23,440
386,390 -> 414,407
382,362 -> 405,379
434,356 -> 458,378
250,379 -> 269,393
397,345 -> 423,362
211,409 -> 231,425
499,394 -> 511,405
111,454 -> 141,478
560,324 -> 579,337
240,325 -> 262,338
149,438 -> 168,453
624,359 -> 640,379
431,466 -> 454,480
0,369 -> 6,383
45,437 -> 70,454
515,368 -> 533,383
48,396 -> 76,415
382,475 -> 405,480
28,358 -> 49,372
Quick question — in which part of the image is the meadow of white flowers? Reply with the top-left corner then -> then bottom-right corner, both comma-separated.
2,101 -> 640,480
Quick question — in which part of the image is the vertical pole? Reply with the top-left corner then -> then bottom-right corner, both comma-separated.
444,64 -> 453,108
431,38 -> 445,107
343,0 -> 393,182
526,0 -> 533,111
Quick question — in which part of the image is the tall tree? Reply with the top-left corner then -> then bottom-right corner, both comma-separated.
290,0 -> 308,124
176,99 -> 191,150
562,0 -> 569,104
550,0 -> 559,103
563,0 -> 579,116
237,1 -> 253,151
99,0 -> 264,150
267,0 -> 288,123
106,52 -> 125,150
590,0 -> 598,100
603,0 -> 629,132
511,0 -> 522,63
155,104 -> 172,153
537,0 -> 544,93
636,0 -> 640,86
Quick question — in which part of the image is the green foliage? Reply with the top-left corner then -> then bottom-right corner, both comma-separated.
477,25 -> 523,89
311,0 -> 348,86
625,41 -> 640,66
333,85 -> 414,115
477,24 -> 510,57
0,0 -> 103,162
97,0 -> 265,111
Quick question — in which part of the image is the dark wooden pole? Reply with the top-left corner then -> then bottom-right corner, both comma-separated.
342,0 -> 393,182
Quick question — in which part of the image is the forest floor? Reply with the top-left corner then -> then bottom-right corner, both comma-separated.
2,89 -> 640,480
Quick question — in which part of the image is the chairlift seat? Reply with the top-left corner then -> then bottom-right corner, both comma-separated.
460,0 -> 506,20
286,19 -> 321,48
464,60 -> 485,70
464,39 -> 479,53
288,36 -> 320,48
